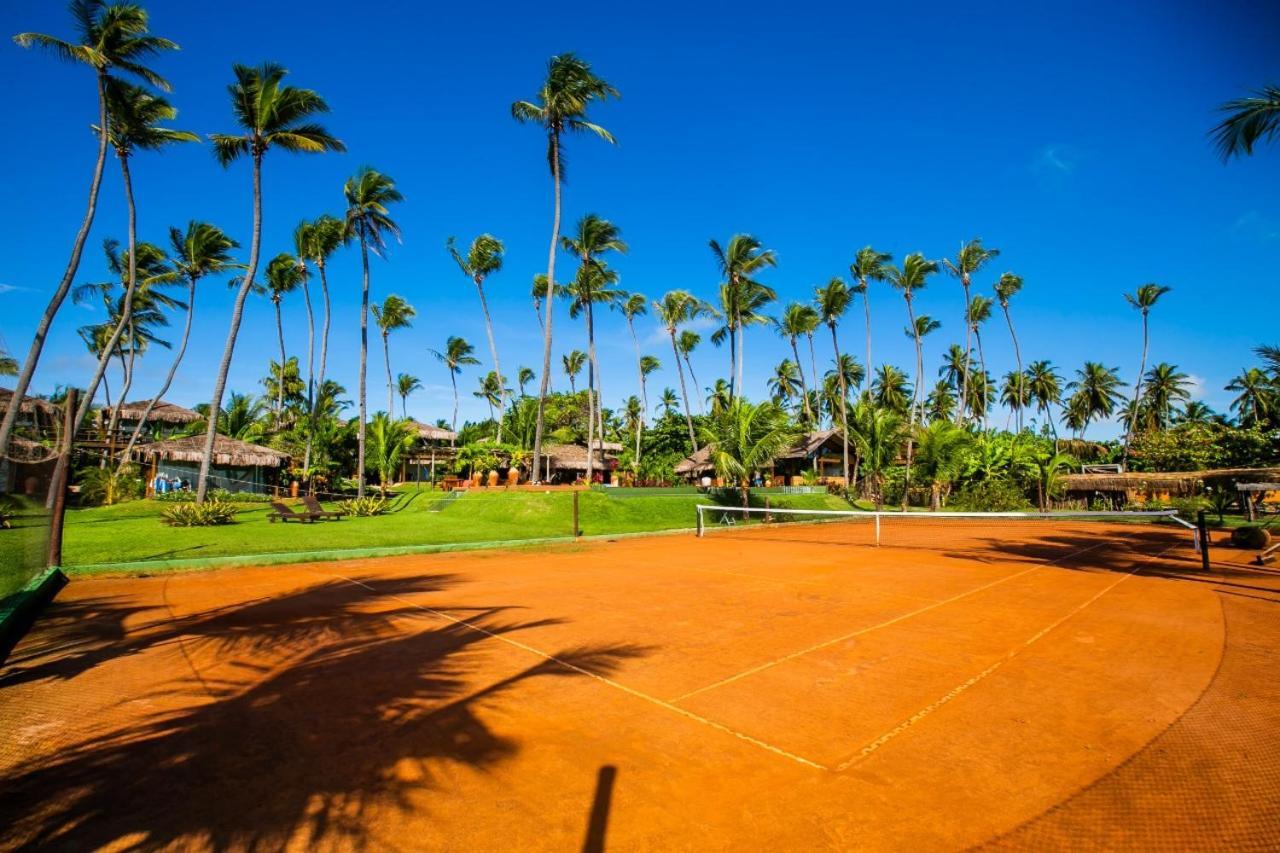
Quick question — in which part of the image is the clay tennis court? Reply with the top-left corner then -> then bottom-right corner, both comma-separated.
3,518 -> 1278,850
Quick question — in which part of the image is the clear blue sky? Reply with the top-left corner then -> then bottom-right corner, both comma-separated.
3,0 -> 1277,437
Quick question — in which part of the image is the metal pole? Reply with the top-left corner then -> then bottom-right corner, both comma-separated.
1196,510 -> 1211,572
47,388 -> 78,568
573,489 -> 580,538
874,512 -> 882,547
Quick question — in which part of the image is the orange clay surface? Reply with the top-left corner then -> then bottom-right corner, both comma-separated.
2,521 -> 1278,850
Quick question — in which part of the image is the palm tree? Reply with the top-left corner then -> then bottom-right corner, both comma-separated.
623,394 -> 645,468
938,343 -> 966,392
775,302 -> 819,424
517,366 -> 536,398
1177,400 -> 1217,424
1226,367 -> 1275,427
905,314 -> 941,421
926,380 -> 956,423
658,388 -> 680,418
769,359 -> 802,407
620,291 -> 648,409
1138,362 -> 1191,430
448,234 -> 507,441
914,420 -> 972,510
6,1 -> 178,458
1212,85 -> 1280,160
531,274 -> 550,330
562,214 -> 627,479
1026,360 -> 1063,438
115,222 -> 238,468
294,213 -> 343,477
815,277 -> 852,483
562,350 -> 587,393
396,373 -> 421,419
291,223 -> 317,420
197,63 -> 343,502
871,364 -> 912,415
887,253 -> 939,506
1066,362 -> 1127,439
707,379 -> 733,417
849,246 -> 893,382
709,235 -> 778,397
65,78 -> 197,471
343,168 -> 402,497
372,294 -> 415,417
1122,283 -> 1171,456
263,252 -> 302,419
639,355 -> 660,417
848,399 -> 906,509
1000,370 -> 1031,428
676,331 -> 703,414
942,239 -> 1000,424
511,53 -> 619,482
366,412 -> 415,497
430,336 -> 479,437
474,371 -> 506,424
993,272 -> 1026,430
966,295 -> 994,425
699,398 -> 799,506
655,290 -> 716,449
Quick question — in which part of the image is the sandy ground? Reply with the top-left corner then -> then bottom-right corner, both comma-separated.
2,522 -> 1277,851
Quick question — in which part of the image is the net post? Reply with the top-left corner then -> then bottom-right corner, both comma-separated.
696,505 -> 704,538
1196,510 -> 1211,572
874,512 -> 882,547
573,490 -> 581,539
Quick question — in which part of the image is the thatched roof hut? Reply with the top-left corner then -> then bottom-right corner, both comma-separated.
114,399 -> 201,424
674,445 -> 714,476
1060,467 -> 1280,497
132,434 -> 289,468
408,420 -> 457,442
0,387 -> 57,417
674,431 -> 846,477
543,442 -> 622,470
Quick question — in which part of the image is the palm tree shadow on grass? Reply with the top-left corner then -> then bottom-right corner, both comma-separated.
4,573 -> 649,849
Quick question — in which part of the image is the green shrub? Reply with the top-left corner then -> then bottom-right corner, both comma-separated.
952,477 -> 1032,512
161,500 -> 239,527
77,465 -> 143,506
337,496 -> 388,517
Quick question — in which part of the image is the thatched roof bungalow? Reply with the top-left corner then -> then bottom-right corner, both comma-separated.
407,420 -> 457,443
538,441 -> 622,483
674,430 -> 848,484
114,399 -> 202,425
1060,467 -> 1280,501
132,434 -> 289,494
0,387 -> 57,421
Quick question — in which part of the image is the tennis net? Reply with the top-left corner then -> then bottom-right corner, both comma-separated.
695,504 -> 1202,560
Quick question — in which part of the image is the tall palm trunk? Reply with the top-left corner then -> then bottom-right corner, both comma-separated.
474,275 -> 505,443
791,335 -> 813,423
863,287 -> 873,388
0,71 -> 109,459
806,334 -> 820,422
736,319 -> 746,398
108,321 -> 136,450
627,316 -> 646,426
1001,305 -> 1024,432
198,152 -> 263,503
584,297 -> 599,481
974,329 -> 989,428
956,276 -> 972,425
449,370 -> 459,436
118,275 -> 197,473
531,132 -> 561,482
304,258 -> 332,482
1123,313 -> 1149,462
299,265 -> 314,471
357,227 -> 370,497
829,323 -> 850,486
670,330 -> 698,450
382,330 -> 394,418
904,293 -> 923,511
684,353 -> 704,415
274,298 -> 286,419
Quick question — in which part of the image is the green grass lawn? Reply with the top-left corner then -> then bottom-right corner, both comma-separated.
57,489 -> 853,574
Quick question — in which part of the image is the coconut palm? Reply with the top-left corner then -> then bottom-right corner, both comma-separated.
262,252 -> 302,419
1176,400 -> 1217,425
366,412 -> 415,497
707,379 -> 733,418
848,399 -> 906,509
531,274 -> 550,330
262,356 -> 303,413
887,253 -> 940,505
1000,370 -> 1031,428
474,371 -> 506,424
775,302 -> 819,423
938,343 -> 967,392
1212,85 -> 1280,160
914,420 -> 972,510
1025,359 -> 1063,437
291,223 -> 316,416
658,388 -> 679,417
620,291 -> 649,409
676,331 -> 703,414
562,215 -> 627,479
639,355 -> 660,417
871,364 -> 912,415
769,359 -> 802,407
196,63 -> 343,502
1066,362 -> 1127,439
1122,283 -> 1171,455
1138,362 -> 1192,430
942,239 -> 1000,424
709,235 -> 778,397
926,380 -> 956,423
511,53 -> 619,482
430,336 -> 479,437
700,398 -> 799,506
966,295 -> 995,425
517,366 -> 536,398
396,373 -> 421,419
905,314 -> 941,421
294,213 -> 343,477
343,168 -> 402,497
655,290 -> 716,449
993,272 -> 1026,429
815,277 -> 853,482
372,295 -> 415,417
448,234 -> 507,441
1226,367 -> 1275,427
562,349 -> 587,393
114,223 -> 238,467
5,1 -> 178,458
849,246 -> 893,382
964,370 -> 995,424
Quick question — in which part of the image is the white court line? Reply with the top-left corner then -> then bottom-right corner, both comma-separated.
669,542 -> 1108,704
830,545 -> 1177,772
305,567 -> 829,772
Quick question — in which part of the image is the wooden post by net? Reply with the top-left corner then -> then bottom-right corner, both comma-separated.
1196,510 -> 1211,572
47,388 -> 78,568
572,489 -> 581,538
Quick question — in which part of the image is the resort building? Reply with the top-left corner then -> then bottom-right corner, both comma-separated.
131,434 -> 290,495
674,430 -> 849,485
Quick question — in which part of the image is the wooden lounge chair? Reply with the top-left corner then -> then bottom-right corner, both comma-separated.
301,494 -> 344,520
268,501 -> 320,523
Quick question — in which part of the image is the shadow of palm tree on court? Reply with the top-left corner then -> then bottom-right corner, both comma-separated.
3,573 -> 649,849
